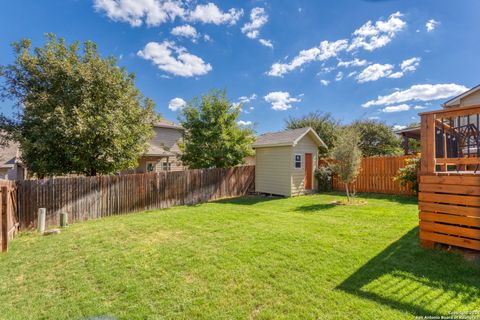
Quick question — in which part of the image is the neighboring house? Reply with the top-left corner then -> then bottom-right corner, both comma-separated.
131,119 -> 186,173
443,84 -> 480,108
395,126 -> 421,155
252,127 -> 326,197
0,142 -> 27,180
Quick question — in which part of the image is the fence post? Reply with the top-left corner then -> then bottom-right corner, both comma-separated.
38,208 -> 46,234
1,186 -> 8,252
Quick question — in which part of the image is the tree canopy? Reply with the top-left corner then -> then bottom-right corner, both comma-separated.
0,34 -> 158,177
179,90 -> 254,169
349,120 -> 402,157
285,111 -> 338,157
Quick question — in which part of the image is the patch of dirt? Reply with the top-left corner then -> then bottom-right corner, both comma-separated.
330,200 -> 368,206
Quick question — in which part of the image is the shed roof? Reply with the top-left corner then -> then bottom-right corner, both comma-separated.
252,127 -> 326,149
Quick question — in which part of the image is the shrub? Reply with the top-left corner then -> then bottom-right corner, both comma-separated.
315,166 -> 333,192
394,156 -> 420,194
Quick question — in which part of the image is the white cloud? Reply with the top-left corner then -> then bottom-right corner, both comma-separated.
362,83 -> 468,108
171,24 -> 198,40
93,0 -> 185,27
426,19 -> 440,32
267,39 -> 348,76
382,104 -> 410,113
400,57 -> 421,73
238,94 -> 257,104
413,105 -> 426,110
393,125 -> 407,131
237,120 -> 253,126
241,7 -> 268,39
320,79 -> 330,86
267,12 -> 406,77
347,71 -> 357,78
168,97 -> 187,111
188,3 -> 243,25
387,72 -> 403,79
349,12 -> 406,51
335,71 -> 343,81
137,41 -> 212,77
337,58 -> 368,68
259,39 -> 273,48
94,1 -> 243,27
203,34 -> 212,42
356,63 -> 394,83
264,91 -> 301,111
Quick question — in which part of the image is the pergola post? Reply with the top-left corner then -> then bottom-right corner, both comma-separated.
420,113 -> 436,174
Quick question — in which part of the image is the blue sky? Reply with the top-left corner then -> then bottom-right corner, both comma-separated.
1,0 -> 479,133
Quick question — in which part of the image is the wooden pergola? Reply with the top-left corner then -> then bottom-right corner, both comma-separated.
418,104 -> 480,251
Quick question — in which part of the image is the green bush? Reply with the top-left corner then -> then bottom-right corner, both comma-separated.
315,166 -> 333,192
394,156 -> 420,194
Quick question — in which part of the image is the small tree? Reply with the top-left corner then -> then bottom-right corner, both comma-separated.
285,111 -> 338,157
0,34 -> 158,177
350,120 -> 402,157
179,90 -> 254,169
331,127 -> 362,201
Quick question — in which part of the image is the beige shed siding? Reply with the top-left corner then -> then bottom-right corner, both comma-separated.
291,134 -> 318,196
255,146 -> 292,196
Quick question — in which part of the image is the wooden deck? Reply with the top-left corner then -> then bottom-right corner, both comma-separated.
419,104 -> 480,251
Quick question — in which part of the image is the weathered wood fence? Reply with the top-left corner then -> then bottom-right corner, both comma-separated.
14,166 -> 255,229
0,180 -> 19,252
321,156 -> 415,195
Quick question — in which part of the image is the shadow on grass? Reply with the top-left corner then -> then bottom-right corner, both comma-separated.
213,195 -> 284,206
293,203 -> 337,212
336,227 -> 480,317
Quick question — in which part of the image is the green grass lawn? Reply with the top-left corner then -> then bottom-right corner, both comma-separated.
1,193 -> 479,319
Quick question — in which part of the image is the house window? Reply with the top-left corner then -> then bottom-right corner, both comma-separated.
294,154 -> 302,168
146,162 -> 156,172
162,162 -> 171,171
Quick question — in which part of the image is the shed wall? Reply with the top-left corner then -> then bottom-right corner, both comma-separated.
255,146 -> 292,196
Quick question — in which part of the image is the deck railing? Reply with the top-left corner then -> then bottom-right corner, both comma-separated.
420,104 -> 480,174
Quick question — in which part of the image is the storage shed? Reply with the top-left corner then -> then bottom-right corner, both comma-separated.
252,127 -> 326,197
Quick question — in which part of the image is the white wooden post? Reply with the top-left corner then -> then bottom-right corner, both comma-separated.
37,208 -> 46,234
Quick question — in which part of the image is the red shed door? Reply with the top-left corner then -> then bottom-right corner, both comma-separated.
305,153 -> 313,190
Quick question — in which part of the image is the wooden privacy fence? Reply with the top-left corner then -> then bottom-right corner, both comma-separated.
0,180 -> 18,252
321,156 -> 415,195
16,166 -> 255,229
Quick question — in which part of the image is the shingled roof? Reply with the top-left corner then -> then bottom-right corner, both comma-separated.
252,127 -> 326,148
154,119 -> 184,130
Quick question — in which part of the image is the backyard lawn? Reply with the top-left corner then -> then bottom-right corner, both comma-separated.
0,193 -> 479,319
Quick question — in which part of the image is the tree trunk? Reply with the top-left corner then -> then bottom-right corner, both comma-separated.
345,183 -> 350,202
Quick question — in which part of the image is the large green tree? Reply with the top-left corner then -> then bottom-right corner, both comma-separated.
349,120 -> 402,157
285,111 -> 339,157
0,34 -> 158,177
179,90 -> 254,169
